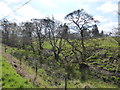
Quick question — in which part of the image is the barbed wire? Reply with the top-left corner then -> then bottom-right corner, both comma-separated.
2,0 -> 32,19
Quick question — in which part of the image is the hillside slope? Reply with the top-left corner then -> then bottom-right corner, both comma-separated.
1,55 -> 36,88
1,41 -> 119,88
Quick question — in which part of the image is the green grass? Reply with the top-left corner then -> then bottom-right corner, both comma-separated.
43,41 -> 52,49
43,39 -> 71,50
99,37 -> 118,48
61,76 -> 118,88
2,46 -> 54,88
1,37 -> 120,88
85,37 -> 118,48
1,55 -> 36,88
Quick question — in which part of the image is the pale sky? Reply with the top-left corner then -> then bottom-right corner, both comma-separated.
0,0 -> 119,33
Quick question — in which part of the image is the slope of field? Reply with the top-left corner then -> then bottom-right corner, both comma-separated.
1,55 -> 36,88
2,37 -> 119,88
85,37 -> 120,86
1,53 -> 118,88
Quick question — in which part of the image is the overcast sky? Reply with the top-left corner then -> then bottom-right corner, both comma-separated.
0,0 -> 119,33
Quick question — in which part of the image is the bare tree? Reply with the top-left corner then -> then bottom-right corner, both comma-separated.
1,18 -> 10,46
65,9 -> 99,81
43,17 -> 66,61
8,22 -> 18,47
32,19 -> 46,54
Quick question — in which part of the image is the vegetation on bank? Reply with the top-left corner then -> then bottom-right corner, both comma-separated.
1,52 -> 119,88
1,55 -> 36,88
1,37 -> 119,88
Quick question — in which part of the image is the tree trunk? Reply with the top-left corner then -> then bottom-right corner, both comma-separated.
80,65 -> 85,82
65,74 -> 67,90
79,63 -> 89,82
10,50 -> 13,58
30,42 -> 35,54
80,30 -> 86,62
4,46 -> 7,53
54,52 -> 59,61
20,55 -> 22,66
39,43 -> 43,50
35,63 -> 38,77
34,63 -> 38,81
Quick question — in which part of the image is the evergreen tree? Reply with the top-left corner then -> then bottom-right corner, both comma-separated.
100,30 -> 104,37
92,24 -> 100,38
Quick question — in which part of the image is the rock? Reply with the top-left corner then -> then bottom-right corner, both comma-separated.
14,64 -> 17,68
84,85 -> 90,89
74,82 -> 79,85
